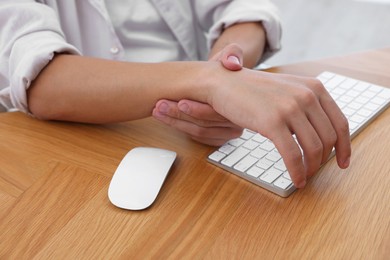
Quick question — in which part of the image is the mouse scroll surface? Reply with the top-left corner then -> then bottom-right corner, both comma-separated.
108,147 -> 176,210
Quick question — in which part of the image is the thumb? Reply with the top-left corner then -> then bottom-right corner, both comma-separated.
222,55 -> 243,71
220,43 -> 244,71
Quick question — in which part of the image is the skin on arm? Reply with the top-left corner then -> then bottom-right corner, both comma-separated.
28,55 -> 210,123
27,54 -> 351,188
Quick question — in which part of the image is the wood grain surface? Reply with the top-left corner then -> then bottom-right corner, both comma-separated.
1,48 -> 389,259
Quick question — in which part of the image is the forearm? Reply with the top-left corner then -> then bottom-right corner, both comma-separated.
209,22 -> 266,68
28,54 -> 214,123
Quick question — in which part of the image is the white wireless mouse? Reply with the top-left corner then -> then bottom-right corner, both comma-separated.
108,147 -> 176,210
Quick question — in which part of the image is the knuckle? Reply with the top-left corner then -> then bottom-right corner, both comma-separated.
287,149 -> 303,164
280,99 -> 301,118
311,140 -> 324,156
329,129 -> 338,144
308,78 -> 326,92
339,115 -> 350,134
323,130 -> 338,150
299,88 -> 318,106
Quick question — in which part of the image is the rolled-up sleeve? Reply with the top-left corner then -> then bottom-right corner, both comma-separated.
193,0 -> 282,62
0,2 -> 79,114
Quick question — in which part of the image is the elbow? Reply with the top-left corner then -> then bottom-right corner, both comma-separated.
27,85 -> 62,121
28,94 -> 54,121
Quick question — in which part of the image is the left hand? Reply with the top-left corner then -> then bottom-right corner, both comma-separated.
152,44 -> 245,146
152,99 -> 243,146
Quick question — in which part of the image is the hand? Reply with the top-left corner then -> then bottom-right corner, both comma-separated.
208,43 -> 244,71
152,99 -> 243,146
207,68 -> 351,188
152,44 -> 245,146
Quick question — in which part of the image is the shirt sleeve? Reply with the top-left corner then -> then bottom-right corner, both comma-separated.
192,0 -> 282,63
0,2 -> 80,114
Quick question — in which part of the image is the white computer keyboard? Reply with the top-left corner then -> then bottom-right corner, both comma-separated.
207,72 -> 390,197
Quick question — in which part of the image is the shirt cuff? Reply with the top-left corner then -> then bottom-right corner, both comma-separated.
8,31 -> 80,115
207,5 -> 282,64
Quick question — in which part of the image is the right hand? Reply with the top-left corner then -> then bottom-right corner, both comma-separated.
207,67 -> 351,188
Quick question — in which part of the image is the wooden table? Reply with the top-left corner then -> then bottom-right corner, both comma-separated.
1,49 -> 389,259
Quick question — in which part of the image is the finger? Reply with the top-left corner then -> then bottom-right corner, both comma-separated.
221,56 -> 242,71
152,108 -> 242,144
155,99 -> 238,128
220,44 -> 244,71
322,96 -> 351,168
306,105 -> 337,165
270,128 -> 306,188
291,118 -> 323,178
178,99 -> 228,122
273,75 -> 351,168
209,43 -> 244,71
294,86 -> 337,165
308,80 -> 352,168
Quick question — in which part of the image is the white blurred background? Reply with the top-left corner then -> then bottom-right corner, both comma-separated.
266,0 -> 390,66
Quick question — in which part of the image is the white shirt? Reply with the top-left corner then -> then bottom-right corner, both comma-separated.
0,0 -> 282,114
105,0 -> 187,62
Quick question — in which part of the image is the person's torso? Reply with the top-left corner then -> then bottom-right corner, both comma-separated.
104,0 -> 187,62
39,0 -> 202,61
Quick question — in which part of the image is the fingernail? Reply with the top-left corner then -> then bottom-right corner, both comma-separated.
158,102 -> 169,114
227,55 -> 240,65
343,156 -> 350,168
178,103 -> 189,114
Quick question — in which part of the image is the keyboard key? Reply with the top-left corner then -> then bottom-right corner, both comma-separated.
283,172 -> 292,180
274,176 -> 293,190
247,166 -> 265,178
274,159 -> 287,171
355,96 -> 370,104
241,129 -> 255,140
221,147 -> 250,167
340,78 -> 357,89
342,107 -> 356,117
256,158 -> 274,170
219,144 -> 236,155
354,81 -> 370,91
260,168 -> 283,183
349,121 -> 359,131
345,89 -> 361,98
339,95 -> 354,103
243,139 -> 260,150
234,155 -> 258,173
379,89 -> 390,99
365,102 -> 380,111
228,138 -> 245,147
252,133 -> 267,143
371,96 -> 387,106
361,91 -> 377,99
265,150 -> 282,162
250,147 -> 268,159
208,151 -> 226,162
259,141 -> 275,152
369,84 -> 383,93
336,100 -> 347,109
326,75 -> 346,88
357,108 -> 372,117
350,114 -> 366,124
